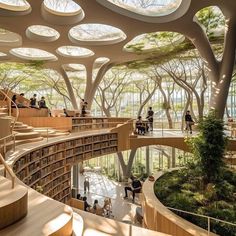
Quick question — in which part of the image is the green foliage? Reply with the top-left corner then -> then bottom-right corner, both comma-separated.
154,167 -> 236,236
196,7 -> 225,39
189,111 -> 227,183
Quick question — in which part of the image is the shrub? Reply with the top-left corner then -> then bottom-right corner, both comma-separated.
188,111 -> 227,184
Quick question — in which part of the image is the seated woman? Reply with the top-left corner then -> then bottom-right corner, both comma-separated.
17,93 -> 28,108
30,94 -> 39,109
63,108 -> 73,117
82,196 -> 91,212
38,96 -> 48,109
11,94 -> 17,108
92,199 -> 103,216
135,116 -> 145,135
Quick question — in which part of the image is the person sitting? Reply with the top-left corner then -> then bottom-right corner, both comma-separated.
11,94 -> 17,108
38,96 -> 48,109
17,93 -> 28,108
124,176 -> 142,203
76,193 -> 82,200
63,108 -> 72,117
81,101 -> 88,117
135,116 -> 145,135
30,94 -> 39,109
92,199 -> 103,216
82,196 -> 91,212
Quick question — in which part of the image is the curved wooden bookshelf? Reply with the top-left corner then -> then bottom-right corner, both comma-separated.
12,132 -> 118,203
2,124 -> 167,236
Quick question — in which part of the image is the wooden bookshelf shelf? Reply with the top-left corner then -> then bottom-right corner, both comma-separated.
13,132 -> 118,204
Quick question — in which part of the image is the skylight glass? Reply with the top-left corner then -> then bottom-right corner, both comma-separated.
124,32 -> 184,52
27,25 -> 59,38
0,0 -> 28,6
69,24 -> 126,44
107,0 -> 182,16
56,46 -> 94,58
10,48 -> 57,61
43,0 -> 81,15
26,25 -> 60,42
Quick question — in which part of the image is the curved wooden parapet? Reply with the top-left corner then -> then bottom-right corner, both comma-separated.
130,136 -> 236,153
2,128 -> 171,236
142,172 -> 216,236
0,176 -> 28,229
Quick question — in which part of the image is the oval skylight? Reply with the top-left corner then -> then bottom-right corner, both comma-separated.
10,48 -> 57,61
56,46 -> 94,58
0,0 -> 30,11
104,0 -> 182,16
0,29 -> 21,46
43,0 -> 81,15
26,25 -> 60,42
69,24 -> 126,45
124,32 -> 184,53
0,52 -> 7,57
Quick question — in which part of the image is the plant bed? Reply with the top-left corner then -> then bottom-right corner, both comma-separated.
155,112 -> 236,236
154,168 -> 236,236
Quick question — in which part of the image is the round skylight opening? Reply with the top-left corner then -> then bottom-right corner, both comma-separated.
10,48 -> 57,61
0,29 -> 21,46
26,25 -> 60,42
0,0 -> 30,11
56,46 -> 94,58
105,0 -> 182,16
43,0 -> 81,15
69,24 -> 126,45
124,32 -> 184,52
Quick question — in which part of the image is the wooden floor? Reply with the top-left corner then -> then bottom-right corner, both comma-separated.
0,185 -> 73,236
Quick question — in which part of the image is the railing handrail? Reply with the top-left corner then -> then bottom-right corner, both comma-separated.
0,89 -> 19,132
167,206 -> 236,227
0,153 -> 15,188
0,133 -> 16,142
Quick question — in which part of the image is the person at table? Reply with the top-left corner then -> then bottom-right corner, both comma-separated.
135,116 -> 145,135
63,108 -> 72,117
30,94 -> 39,109
38,96 -> 48,109
82,196 -> 91,212
81,101 -> 88,117
11,94 -> 17,108
146,107 -> 154,131
17,93 -> 28,108
123,176 -> 142,203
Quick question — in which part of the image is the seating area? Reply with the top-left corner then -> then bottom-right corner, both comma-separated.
1,1 -> 236,236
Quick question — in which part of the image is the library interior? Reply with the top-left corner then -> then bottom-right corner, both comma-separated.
0,1 -> 236,236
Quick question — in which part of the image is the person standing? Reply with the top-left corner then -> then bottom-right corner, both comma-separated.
146,107 -> 154,131
185,110 -> 194,134
84,177 -> 90,194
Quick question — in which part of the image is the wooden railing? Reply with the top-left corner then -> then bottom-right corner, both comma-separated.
0,89 -> 19,132
0,153 -> 15,188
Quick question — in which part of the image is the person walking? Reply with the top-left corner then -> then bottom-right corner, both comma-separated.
146,107 -> 154,131
185,110 -> 194,134
84,177 -> 90,194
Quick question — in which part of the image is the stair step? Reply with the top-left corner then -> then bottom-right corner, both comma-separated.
0,176 -> 28,229
0,113 -> 8,117
13,126 -> 34,133
15,132 -> 41,140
